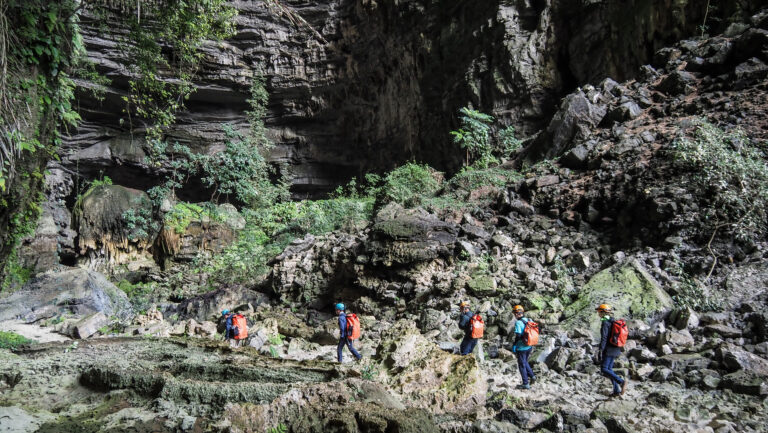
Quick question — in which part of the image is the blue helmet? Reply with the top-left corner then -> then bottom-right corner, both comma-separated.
335,303 -> 345,311
221,309 -> 229,315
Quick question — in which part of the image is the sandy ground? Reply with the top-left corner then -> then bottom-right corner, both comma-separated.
0,321 -> 70,343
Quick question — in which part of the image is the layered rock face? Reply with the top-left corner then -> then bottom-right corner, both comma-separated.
62,0 -> 740,200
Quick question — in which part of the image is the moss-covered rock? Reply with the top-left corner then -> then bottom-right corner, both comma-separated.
375,320 -> 486,414
562,259 -> 673,337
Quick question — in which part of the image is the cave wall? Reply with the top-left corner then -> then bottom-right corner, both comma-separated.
58,0 -> 745,201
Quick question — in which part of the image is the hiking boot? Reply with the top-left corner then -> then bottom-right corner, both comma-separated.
529,376 -> 536,385
516,384 -> 531,390
609,392 -> 621,398
621,378 -> 628,395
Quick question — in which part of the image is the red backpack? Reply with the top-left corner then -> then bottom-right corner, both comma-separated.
346,313 -> 361,340
470,314 -> 484,339
609,319 -> 628,347
523,319 -> 540,346
232,314 -> 248,340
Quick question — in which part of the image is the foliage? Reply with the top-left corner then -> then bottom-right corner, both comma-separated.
0,331 -> 35,349
670,275 -> 722,313
376,163 -> 441,208
197,198 -> 373,286
117,279 -> 156,313
121,196 -> 158,241
164,202 -> 220,234
1,0 -> 82,192
268,423 -> 288,433
450,107 -> 494,167
105,0 -> 237,139
0,250 -> 33,293
361,364 -> 379,381
671,121 -> 768,242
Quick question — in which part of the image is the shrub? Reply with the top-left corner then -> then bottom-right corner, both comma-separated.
378,163 -> 441,208
0,331 -> 35,349
671,121 -> 768,242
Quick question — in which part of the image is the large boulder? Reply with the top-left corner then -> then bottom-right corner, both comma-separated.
562,259 -> 673,338
366,203 -> 459,266
521,91 -> 606,161
0,268 -> 133,323
376,320 -> 486,415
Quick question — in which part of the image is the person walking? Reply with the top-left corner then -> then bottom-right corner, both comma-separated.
512,305 -> 536,389
221,309 -> 234,346
458,301 -> 479,355
596,304 -> 627,396
335,303 -> 362,363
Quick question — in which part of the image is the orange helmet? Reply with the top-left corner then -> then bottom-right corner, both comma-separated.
512,305 -> 525,313
459,301 -> 470,308
595,304 -> 612,312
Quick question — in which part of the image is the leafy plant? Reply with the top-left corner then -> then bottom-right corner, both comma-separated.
361,364 -> 379,381
451,107 -> 494,167
0,331 -> 35,349
671,121 -> 768,244
378,163 -> 441,208
268,424 -> 288,433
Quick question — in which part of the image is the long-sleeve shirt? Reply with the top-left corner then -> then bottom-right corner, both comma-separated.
338,312 -> 348,339
600,316 -> 622,358
458,311 -> 474,338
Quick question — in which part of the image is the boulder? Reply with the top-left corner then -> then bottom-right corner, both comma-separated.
718,343 -> 768,374
668,307 -> 699,330
657,329 -> 695,351
0,268 -> 133,323
196,321 -> 218,338
545,346 -> 571,373
72,312 -> 109,339
522,91 -> 607,161
655,70 -> 696,95
704,324 -> 742,338
720,370 -> 768,396
376,320 -> 486,414
562,259 -> 673,338
367,204 -> 459,266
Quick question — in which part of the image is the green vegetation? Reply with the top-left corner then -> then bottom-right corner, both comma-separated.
164,202 -> 222,234
377,163 -> 441,208
672,121 -> 768,243
450,106 -> 521,168
0,331 -> 35,349
117,280 -> 156,313
197,198 -> 373,287
361,364 -> 379,381
268,424 -> 288,433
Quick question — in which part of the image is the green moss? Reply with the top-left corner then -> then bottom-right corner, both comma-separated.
466,273 -> 498,296
0,331 -> 35,349
563,261 -> 673,337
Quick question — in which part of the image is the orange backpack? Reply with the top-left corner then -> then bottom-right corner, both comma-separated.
470,314 -> 484,339
609,319 -> 628,347
345,313 -> 361,340
523,319 -> 540,346
232,314 -> 248,340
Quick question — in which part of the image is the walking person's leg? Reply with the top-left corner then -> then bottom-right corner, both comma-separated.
522,349 -> 535,383
601,356 -> 624,394
516,352 -> 529,385
345,339 -> 362,360
337,338 -> 346,362
459,335 -> 470,355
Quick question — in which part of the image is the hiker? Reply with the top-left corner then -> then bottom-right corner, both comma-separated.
335,303 -> 362,363
458,301 -> 479,355
231,311 -> 248,348
596,304 -> 628,396
512,305 -> 536,389
221,309 -> 234,345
